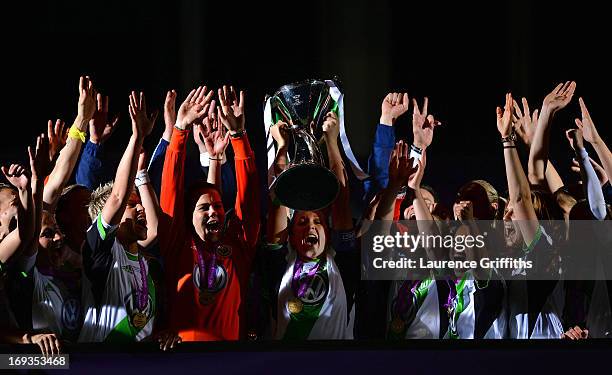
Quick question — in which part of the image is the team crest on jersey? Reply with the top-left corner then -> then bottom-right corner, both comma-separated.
193,263 -> 228,293
296,273 -> 328,305
61,297 -> 81,331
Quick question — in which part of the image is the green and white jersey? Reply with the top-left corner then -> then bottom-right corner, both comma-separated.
387,277 -> 441,339
79,215 -> 156,343
274,247 -> 353,340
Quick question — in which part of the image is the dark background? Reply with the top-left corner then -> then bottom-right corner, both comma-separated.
2,0 -> 610,205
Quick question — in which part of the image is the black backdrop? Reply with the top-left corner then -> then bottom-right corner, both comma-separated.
2,0 -> 610,205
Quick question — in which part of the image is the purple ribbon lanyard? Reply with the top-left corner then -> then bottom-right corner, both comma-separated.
393,280 -> 418,316
291,259 -> 321,298
445,277 -> 459,311
195,243 -> 217,290
137,256 -> 149,311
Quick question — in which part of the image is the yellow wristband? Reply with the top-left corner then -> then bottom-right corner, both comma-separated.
68,125 -> 87,143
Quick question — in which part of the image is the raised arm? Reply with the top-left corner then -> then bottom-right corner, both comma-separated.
136,150 -> 161,248
266,120 -> 290,244
75,93 -> 119,190
218,85 -> 260,248
43,76 -> 97,210
374,141 -> 415,221
147,90 -> 177,196
0,164 -> 32,263
101,92 -> 157,226
514,97 -> 564,193
194,101 -> 230,190
528,82 -> 576,188
363,93 -> 408,201
575,97 -> 612,191
498,93 -> 539,246
567,129 -> 607,220
159,85 -> 212,255
323,111 -> 352,231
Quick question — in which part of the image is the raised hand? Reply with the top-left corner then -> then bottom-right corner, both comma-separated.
128,91 -> 158,139
566,128 -> 585,150
270,120 -> 291,149
512,98 -> 539,145
542,81 -> 576,114
29,134 -> 51,181
380,92 -> 409,125
575,97 -> 602,145
45,119 -> 68,165
322,111 -> 339,140
496,93 -> 513,137
90,94 -> 120,144
163,90 -> 177,141
217,85 -> 245,134
175,86 -> 213,130
1,164 -> 30,191
388,141 -> 415,188
194,106 -> 230,158
412,97 -> 441,149
77,76 -> 97,125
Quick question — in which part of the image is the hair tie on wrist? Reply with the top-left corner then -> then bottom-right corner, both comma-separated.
68,125 -> 87,143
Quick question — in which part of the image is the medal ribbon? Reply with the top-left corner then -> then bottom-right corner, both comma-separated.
446,273 -> 468,339
291,258 -> 322,299
136,255 -> 149,311
193,239 -> 217,290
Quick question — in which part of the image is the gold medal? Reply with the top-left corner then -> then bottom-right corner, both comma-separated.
199,290 -> 216,305
287,297 -> 304,314
390,316 -> 405,333
216,245 -> 232,257
132,312 -> 148,328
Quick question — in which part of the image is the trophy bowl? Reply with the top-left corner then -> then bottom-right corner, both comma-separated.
269,79 -> 340,211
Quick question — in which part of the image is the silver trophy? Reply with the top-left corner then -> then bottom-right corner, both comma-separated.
269,79 -> 340,211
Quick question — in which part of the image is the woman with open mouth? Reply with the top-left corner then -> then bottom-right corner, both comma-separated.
261,111 -> 359,340
159,85 -> 261,341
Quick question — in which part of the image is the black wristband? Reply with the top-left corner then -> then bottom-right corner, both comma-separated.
410,144 -> 423,154
230,129 -> 245,139
501,132 -> 516,143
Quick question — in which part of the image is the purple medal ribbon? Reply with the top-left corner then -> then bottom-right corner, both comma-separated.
136,256 -> 149,311
291,258 -> 322,298
393,280 -> 419,316
193,239 -> 217,290
444,277 -> 458,311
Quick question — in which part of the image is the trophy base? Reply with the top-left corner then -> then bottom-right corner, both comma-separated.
272,164 -> 340,211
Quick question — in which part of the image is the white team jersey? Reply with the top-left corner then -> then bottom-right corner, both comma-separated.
79,216 -> 155,343
18,253 -> 86,342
